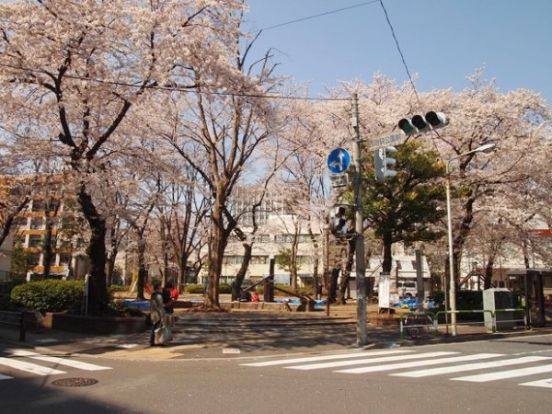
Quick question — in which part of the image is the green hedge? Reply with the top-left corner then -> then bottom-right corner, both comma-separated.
10,280 -> 84,314
185,284 -> 204,294
185,283 -> 232,294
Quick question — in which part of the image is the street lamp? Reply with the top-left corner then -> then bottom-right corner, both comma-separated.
445,142 -> 496,336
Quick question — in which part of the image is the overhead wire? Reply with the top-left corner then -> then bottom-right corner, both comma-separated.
0,62 -> 349,102
377,0 -> 422,107
0,0 -> 421,107
259,0 -> 380,31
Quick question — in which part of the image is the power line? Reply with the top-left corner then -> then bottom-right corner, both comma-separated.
378,0 -> 421,106
0,63 -> 349,102
259,1 -> 380,31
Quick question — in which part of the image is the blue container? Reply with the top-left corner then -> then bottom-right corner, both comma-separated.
122,299 -> 151,310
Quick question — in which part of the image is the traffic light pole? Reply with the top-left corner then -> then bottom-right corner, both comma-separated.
352,93 -> 367,346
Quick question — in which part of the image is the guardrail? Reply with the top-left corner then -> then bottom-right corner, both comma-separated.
399,308 -> 528,338
432,308 -> 527,333
493,308 -> 527,332
399,311 -> 436,339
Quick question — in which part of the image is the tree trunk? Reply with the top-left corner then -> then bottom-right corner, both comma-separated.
178,253 -> 188,288
290,229 -> 300,291
78,187 -> 108,314
0,197 -> 29,248
484,257 -> 495,289
382,232 -> 393,274
328,268 -> 339,303
307,226 -> 320,298
106,223 -> 120,287
136,238 -> 147,300
106,254 -> 116,287
233,243 -> 252,301
337,239 -> 355,304
42,214 -> 55,279
205,206 -> 225,309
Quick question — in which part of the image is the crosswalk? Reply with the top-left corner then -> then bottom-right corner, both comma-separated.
0,349 -> 111,381
241,349 -> 552,389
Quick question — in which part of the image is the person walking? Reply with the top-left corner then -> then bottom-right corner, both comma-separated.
149,282 -> 168,346
162,280 -> 176,327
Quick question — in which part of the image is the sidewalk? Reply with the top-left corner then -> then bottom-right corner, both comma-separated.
1,306 -> 551,361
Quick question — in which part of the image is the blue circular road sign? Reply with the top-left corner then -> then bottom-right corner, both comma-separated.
327,148 -> 351,174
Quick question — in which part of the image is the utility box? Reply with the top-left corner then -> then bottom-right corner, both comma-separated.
483,288 -> 514,332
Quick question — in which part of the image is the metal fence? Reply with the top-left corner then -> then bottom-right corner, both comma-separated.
400,308 -> 528,338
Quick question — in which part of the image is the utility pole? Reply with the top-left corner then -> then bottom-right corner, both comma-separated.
352,93 -> 367,346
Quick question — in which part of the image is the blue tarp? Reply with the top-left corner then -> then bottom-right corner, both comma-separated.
122,300 -> 151,310
393,298 -> 438,310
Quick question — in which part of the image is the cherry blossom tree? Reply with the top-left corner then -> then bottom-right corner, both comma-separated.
0,0 -> 246,312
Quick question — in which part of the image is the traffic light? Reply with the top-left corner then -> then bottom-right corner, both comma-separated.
329,206 -> 348,236
398,111 -> 449,136
374,146 -> 397,182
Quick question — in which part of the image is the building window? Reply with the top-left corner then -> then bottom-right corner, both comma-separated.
46,201 -> 60,212
27,253 -> 41,266
257,234 -> 271,243
298,235 -> 311,243
31,200 -> 45,212
30,218 -> 44,230
13,216 -> 28,228
274,234 -> 295,243
28,235 -> 43,248
251,256 -> 268,264
223,256 -> 244,265
59,254 -> 72,265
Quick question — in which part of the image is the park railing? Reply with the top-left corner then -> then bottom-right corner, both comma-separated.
399,308 -> 528,338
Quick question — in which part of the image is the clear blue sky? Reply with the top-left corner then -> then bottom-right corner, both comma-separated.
245,0 -> 552,104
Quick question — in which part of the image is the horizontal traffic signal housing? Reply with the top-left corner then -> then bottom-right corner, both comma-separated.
398,111 -> 449,136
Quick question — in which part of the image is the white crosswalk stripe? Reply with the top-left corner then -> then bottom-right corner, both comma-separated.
7,349 -> 112,371
520,378 -> 552,388
286,352 -> 458,371
0,349 -> 113,380
335,353 -> 499,375
392,356 -> 550,378
0,357 -> 66,376
242,349 -> 413,367
241,349 -> 552,389
452,364 -> 552,383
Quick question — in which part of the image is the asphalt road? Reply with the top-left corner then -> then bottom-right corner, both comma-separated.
1,333 -> 551,414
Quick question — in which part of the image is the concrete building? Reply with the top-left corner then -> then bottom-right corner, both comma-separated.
0,174 -> 84,280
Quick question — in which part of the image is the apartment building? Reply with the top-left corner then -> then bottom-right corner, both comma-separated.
0,174 -> 84,280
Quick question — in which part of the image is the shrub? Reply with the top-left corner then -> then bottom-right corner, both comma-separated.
219,283 -> 231,294
10,279 -> 84,314
185,284 -> 205,294
109,284 -> 129,292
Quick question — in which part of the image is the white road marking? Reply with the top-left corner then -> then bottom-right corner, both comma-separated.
287,352 -> 459,371
7,350 -> 112,371
0,357 -> 66,376
241,349 -> 413,367
335,353 -> 493,374
34,338 -> 59,344
520,378 -> 552,388
0,374 -> 14,380
452,364 -> 552,382
392,356 -> 549,378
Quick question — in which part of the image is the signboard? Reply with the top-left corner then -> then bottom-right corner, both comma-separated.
329,173 -> 348,188
368,133 -> 406,151
378,273 -> 391,309
327,148 -> 351,174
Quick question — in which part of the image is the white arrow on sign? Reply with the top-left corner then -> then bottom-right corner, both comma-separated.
368,133 -> 406,151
